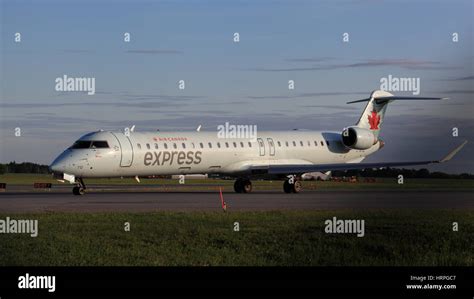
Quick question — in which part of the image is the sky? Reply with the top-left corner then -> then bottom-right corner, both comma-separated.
0,0 -> 473,173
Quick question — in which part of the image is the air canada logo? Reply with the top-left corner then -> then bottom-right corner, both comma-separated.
368,110 -> 381,130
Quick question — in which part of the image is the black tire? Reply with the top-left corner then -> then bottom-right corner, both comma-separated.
73,186 -> 85,195
292,181 -> 302,193
283,180 -> 292,193
283,179 -> 302,193
242,179 -> 252,193
234,179 -> 243,193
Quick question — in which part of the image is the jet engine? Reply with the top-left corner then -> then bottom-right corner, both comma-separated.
341,127 -> 377,150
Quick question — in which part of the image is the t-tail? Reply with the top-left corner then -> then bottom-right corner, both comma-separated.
341,90 -> 447,149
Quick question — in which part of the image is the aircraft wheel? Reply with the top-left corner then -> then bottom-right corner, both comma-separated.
292,181 -> 302,193
234,179 -> 244,193
283,180 -> 292,193
72,186 -> 85,195
242,179 -> 252,193
283,179 -> 302,193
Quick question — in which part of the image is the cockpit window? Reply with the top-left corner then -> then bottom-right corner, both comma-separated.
70,140 -> 109,149
70,141 -> 91,149
91,141 -> 109,148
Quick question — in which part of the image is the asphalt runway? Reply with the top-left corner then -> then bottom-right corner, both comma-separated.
0,188 -> 472,212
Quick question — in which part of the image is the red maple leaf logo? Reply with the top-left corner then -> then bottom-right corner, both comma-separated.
368,110 -> 380,130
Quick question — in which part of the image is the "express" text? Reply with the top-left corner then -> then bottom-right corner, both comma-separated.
144,151 -> 202,166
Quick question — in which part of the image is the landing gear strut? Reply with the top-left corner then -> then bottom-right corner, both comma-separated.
283,176 -> 302,193
234,178 -> 252,193
72,178 -> 86,195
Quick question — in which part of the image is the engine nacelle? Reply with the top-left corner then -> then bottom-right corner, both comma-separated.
341,127 -> 377,150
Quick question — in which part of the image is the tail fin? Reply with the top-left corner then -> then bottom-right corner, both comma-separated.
347,90 -> 447,138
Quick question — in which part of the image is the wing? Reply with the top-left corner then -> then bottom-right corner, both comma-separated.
250,141 -> 467,175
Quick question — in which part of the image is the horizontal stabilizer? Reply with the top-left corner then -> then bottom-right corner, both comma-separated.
347,96 -> 448,105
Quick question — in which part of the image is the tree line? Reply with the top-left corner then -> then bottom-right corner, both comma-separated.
0,162 -> 50,174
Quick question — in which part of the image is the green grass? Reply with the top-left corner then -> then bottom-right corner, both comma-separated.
0,210 -> 472,266
0,173 -> 473,190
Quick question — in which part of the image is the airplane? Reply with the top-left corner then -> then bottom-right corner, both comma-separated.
49,90 -> 467,195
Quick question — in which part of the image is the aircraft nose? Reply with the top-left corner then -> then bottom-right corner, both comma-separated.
49,154 -> 68,173
49,160 -> 64,173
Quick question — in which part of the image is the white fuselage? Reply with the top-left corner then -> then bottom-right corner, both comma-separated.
50,130 -> 381,178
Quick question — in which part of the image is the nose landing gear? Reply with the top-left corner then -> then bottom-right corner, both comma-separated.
72,178 -> 86,195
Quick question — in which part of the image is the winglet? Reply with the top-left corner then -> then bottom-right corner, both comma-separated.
439,140 -> 468,163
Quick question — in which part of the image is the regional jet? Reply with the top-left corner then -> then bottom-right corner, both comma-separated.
50,90 -> 467,195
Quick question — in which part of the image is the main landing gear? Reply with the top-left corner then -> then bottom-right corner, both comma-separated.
234,178 -> 253,193
72,178 -> 86,195
283,176 -> 302,193
233,177 -> 302,193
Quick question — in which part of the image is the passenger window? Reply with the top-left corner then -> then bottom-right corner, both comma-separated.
164,143 -> 168,149
320,141 -> 324,146
146,143 -> 151,149
154,143 -> 159,149
277,141 -> 281,147
314,141 -> 318,146
292,141 -> 296,147
233,142 -> 237,148
182,143 -> 186,149
200,143 -> 204,148
240,142 -> 244,147
300,141 -> 304,146
137,144 -> 142,149
225,142 -> 229,148
285,141 -> 289,147
173,143 -> 177,149
208,142 -> 212,148
307,141 -> 311,146
217,142 -> 221,148
248,142 -> 252,147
